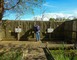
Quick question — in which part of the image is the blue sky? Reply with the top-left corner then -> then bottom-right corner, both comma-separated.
3,0 -> 77,20
45,0 -> 77,13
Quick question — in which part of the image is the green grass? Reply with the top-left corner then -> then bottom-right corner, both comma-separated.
50,50 -> 77,60
49,42 -> 77,60
0,49 -> 23,60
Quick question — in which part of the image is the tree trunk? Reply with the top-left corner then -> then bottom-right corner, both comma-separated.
0,0 -> 4,20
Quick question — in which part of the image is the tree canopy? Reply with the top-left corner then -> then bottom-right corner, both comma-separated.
0,0 -> 45,20
49,18 -> 55,22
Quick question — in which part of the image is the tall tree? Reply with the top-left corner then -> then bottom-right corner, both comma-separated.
0,0 -> 45,20
0,0 -> 4,20
49,18 -> 55,22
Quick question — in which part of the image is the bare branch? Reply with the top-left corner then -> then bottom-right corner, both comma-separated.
4,0 -> 21,10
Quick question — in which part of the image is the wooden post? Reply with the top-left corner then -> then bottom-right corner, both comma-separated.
47,27 -> 53,40
34,20 -> 36,39
49,33 -> 51,40
15,26 -> 22,41
17,32 -> 20,40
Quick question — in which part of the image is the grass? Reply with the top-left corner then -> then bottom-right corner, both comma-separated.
49,43 -> 77,60
50,43 -> 77,60
50,50 -> 77,60
0,48 -> 23,60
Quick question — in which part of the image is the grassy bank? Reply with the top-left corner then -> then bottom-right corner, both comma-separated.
50,50 -> 77,60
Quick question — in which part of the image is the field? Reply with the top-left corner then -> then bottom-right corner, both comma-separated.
0,41 -> 47,60
0,41 -> 76,60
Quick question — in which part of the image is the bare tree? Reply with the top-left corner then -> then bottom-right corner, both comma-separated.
41,9 -> 46,21
0,0 -> 4,20
0,0 -> 45,20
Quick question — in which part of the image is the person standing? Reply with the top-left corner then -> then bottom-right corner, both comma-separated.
34,25 -> 40,41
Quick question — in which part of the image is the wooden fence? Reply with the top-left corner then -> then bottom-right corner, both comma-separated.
2,20 -> 77,43
2,20 -> 64,41
64,19 -> 77,43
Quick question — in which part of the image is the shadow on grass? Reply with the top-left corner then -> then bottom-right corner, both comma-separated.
43,47 -> 54,60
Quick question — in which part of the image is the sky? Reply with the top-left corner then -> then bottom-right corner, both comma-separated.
2,0 -> 77,21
